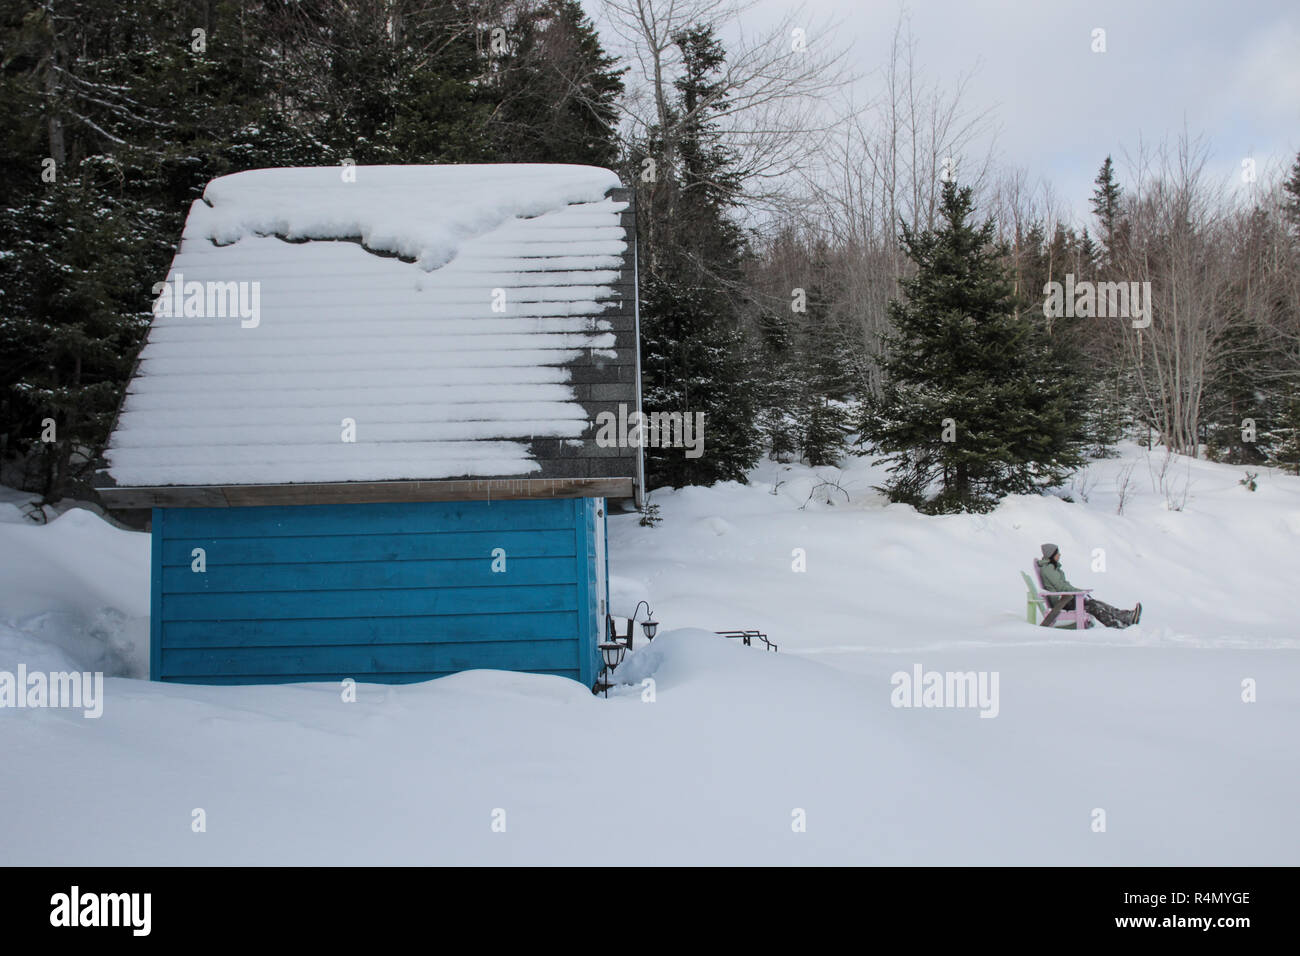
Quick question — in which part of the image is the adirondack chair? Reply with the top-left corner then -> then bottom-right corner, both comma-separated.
1022,566 -> 1092,629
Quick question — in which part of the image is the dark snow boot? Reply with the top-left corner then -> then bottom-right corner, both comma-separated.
1084,597 -> 1130,628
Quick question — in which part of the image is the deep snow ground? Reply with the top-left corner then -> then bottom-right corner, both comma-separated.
1,444 -> 1297,865
5,632 -> 1297,865
610,444 -> 1300,659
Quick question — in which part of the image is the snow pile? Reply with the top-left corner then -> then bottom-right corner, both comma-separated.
199,164 -> 622,270
104,164 -> 628,487
0,496 -> 149,677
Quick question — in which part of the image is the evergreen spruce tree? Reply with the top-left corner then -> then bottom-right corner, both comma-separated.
752,290 -> 801,463
1272,394 -> 1300,476
485,0 -> 625,166
1077,227 -> 1100,275
1022,220 -> 1117,458
795,295 -> 857,465
1282,152 -> 1300,234
633,25 -> 761,487
0,0 -> 187,498
1091,155 -> 1128,261
1,163 -> 155,499
1276,152 -> 1300,472
859,179 -> 1085,513
1089,157 -> 1144,448
1203,212 -> 1274,464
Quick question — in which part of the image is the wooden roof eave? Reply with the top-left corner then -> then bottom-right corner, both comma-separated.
96,477 -> 635,510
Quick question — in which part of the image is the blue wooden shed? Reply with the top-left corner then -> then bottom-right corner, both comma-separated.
97,164 -> 642,689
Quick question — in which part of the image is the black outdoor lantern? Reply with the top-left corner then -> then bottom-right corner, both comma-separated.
633,600 -> 659,641
597,641 -> 627,698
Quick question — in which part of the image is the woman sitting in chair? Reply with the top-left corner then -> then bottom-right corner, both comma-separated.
1036,543 -> 1141,628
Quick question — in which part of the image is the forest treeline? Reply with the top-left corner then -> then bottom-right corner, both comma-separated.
2,0 -> 1297,511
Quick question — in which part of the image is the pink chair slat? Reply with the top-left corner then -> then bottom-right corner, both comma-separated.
1031,563 -> 1093,630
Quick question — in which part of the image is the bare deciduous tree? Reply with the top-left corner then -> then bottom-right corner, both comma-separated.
762,11 -> 997,395
598,0 -> 854,212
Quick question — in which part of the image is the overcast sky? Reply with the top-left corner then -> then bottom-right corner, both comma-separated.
597,0 -> 1300,226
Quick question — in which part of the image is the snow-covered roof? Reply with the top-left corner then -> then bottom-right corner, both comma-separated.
103,164 -> 635,489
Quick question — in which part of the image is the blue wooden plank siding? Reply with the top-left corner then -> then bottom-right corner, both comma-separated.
576,497 -> 601,686
150,498 -> 604,686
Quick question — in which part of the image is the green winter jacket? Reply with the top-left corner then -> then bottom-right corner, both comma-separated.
1036,557 -> 1078,593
